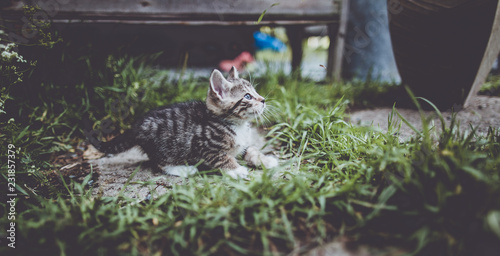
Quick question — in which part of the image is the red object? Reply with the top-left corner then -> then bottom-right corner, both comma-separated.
219,51 -> 255,72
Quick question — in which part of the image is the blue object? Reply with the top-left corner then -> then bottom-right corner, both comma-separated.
253,32 -> 287,52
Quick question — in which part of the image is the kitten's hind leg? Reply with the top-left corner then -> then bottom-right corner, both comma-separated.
244,146 -> 279,169
161,165 -> 198,177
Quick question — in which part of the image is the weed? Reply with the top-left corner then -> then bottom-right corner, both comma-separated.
480,74 -> 500,97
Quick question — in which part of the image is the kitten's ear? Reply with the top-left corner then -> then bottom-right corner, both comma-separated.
228,66 -> 239,79
210,69 -> 231,99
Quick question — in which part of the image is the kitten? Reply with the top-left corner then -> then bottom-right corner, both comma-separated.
91,66 -> 278,178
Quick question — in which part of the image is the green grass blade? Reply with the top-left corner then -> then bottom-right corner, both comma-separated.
255,3 -> 280,24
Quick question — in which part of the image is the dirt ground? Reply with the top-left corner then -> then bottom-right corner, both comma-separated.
86,147 -> 175,200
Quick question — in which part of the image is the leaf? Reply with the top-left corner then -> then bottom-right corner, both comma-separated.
487,210 -> 500,239
255,3 -> 280,24
14,183 -> 29,196
395,109 -> 423,138
461,166 -> 487,181
101,86 -> 125,92
226,241 -> 249,254
15,126 -> 30,142
417,97 -> 444,127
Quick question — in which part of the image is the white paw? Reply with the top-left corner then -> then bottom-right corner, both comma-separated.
162,165 -> 198,177
226,166 -> 249,179
261,155 -> 279,169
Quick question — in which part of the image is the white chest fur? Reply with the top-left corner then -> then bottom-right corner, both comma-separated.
231,122 -> 253,156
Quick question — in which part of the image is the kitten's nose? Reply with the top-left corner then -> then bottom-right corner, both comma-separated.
261,98 -> 265,104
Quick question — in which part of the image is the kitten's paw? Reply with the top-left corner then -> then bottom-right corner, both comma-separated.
244,147 -> 278,169
261,155 -> 279,169
226,166 -> 249,179
162,165 -> 198,178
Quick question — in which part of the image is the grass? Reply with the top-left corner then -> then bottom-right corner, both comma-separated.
1,48 -> 500,256
480,74 -> 500,97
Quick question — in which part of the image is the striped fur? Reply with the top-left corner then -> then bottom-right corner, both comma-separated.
92,67 -> 277,178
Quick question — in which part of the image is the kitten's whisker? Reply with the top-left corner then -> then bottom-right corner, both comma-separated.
260,114 -> 269,127
256,109 -> 263,127
261,110 -> 267,125
264,91 -> 276,98
264,111 -> 274,125
257,106 -> 274,128
248,70 -> 253,84
263,104 -> 280,121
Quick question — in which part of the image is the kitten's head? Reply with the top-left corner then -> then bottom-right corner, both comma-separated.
206,66 -> 266,122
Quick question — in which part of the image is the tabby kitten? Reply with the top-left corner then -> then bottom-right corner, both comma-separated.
91,66 -> 278,178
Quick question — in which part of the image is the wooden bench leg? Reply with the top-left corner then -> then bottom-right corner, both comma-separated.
465,1 -> 500,107
326,24 -> 339,80
287,25 -> 304,76
327,0 -> 350,81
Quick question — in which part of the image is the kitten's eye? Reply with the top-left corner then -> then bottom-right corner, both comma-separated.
244,93 -> 253,100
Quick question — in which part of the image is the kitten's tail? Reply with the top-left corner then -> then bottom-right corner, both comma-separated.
91,130 -> 136,154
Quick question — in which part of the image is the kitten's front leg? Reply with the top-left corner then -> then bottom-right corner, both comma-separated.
244,146 -> 279,169
205,152 -> 249,179
226,165 -> 249,179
